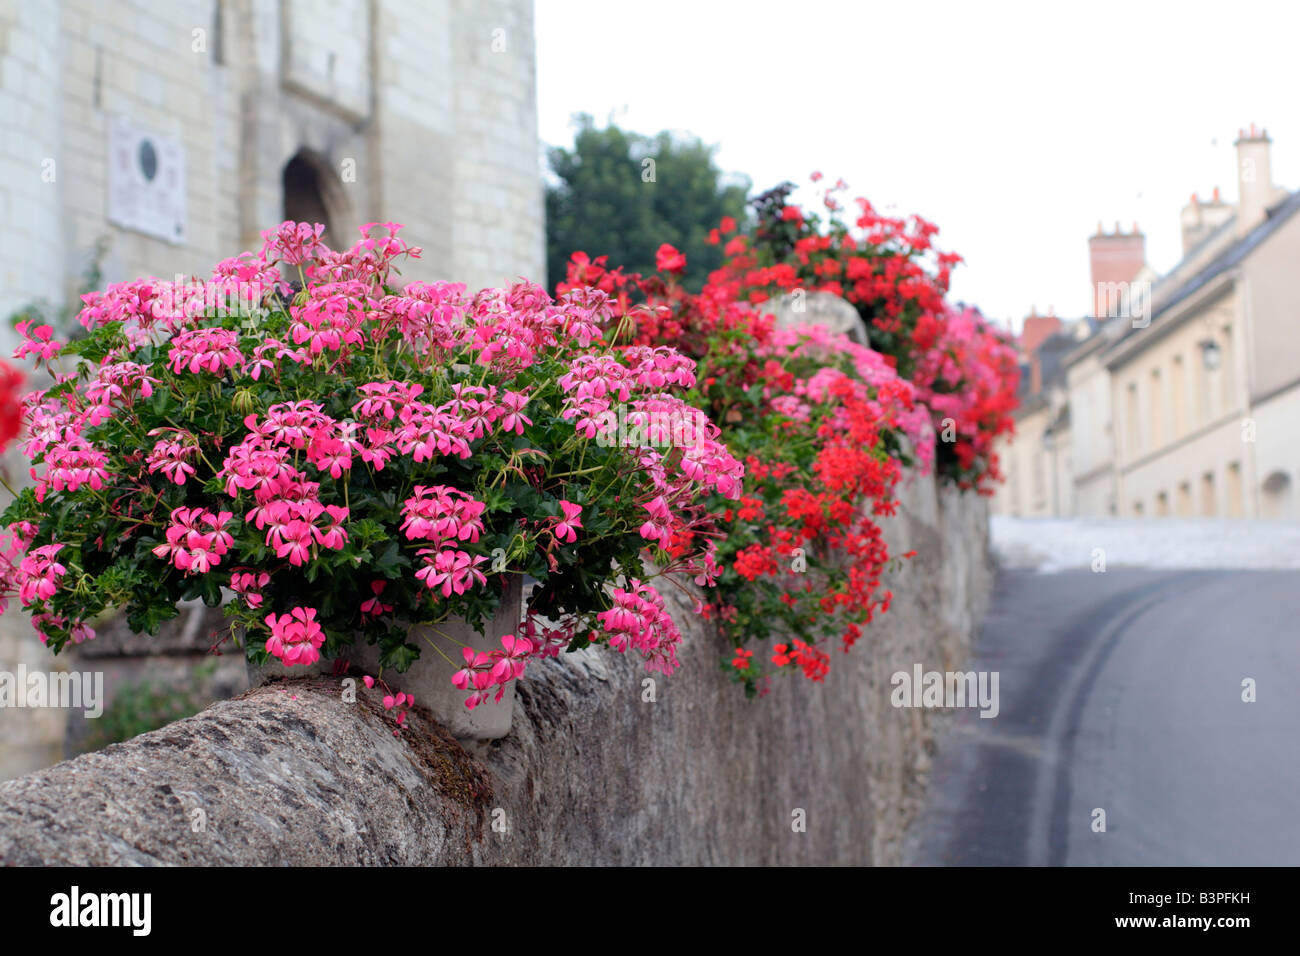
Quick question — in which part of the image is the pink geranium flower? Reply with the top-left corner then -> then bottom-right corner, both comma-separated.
553,500 -> 583,543
264,606 -> 326,667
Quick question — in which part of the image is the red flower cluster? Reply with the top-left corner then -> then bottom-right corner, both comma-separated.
772,639 -> 830,682
555,170 -> 1020,693
0,360 -> 23,453
559,241 -> 920,695
711,173 -> 1019,491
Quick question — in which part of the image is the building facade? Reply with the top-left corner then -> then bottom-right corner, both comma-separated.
0,0 -> 545,334
994,126 -> 1300,520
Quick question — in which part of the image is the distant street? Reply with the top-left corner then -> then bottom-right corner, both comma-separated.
910,566 -> 1300,865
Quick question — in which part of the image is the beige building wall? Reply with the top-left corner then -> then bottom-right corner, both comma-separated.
1109,278 -> 1255,517
1049,421 -> 1073,517
1252,384 -> 1300,518
1247,206 -> 1300,520
994,402 -> 1056,518
1066,344 -> 1116,516
1241,208 -> 1300,405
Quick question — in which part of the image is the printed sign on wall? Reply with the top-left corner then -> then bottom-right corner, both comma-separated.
106,116 -> 187,244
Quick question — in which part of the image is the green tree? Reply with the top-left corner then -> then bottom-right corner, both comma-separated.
545,114 -> 750,291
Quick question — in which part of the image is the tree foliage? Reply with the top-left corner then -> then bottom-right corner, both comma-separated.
545,114 -> 750,292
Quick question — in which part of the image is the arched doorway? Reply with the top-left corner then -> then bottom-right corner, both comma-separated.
282,151 -> 346,251
1260,471 -> 1294,519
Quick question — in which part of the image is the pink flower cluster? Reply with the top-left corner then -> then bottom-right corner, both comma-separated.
289,281 -> 367,356
168,328 -> 243,376
361,675 -> 414,733
910,306 -> 1020,488
14,320 -> 60,363
265,606 -> 326,667
146,435 -> 199,485
231,571 -> 270,609
262,221 -> 326,266
17,543 -> 67,606
558,349 -> 743,583
400,485 -> 485,544
760,324 -> 936,471
596,579 -> 683,675
452,634 -> 534,710
3,219 -> 741,702
152,507 -> 235,574
34,440 -> 111,499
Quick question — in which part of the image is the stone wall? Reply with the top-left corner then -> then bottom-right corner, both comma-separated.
0,0 -> 545,327
0,472 -> 990,866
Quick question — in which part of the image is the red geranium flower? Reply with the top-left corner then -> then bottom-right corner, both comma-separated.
656,243 -> 687,274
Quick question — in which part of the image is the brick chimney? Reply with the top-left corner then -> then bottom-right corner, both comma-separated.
1179,187 -> 1233,254
1088,222 -> 1146,318
1021,307 -> 1061,393
1235,123 -> 1275,236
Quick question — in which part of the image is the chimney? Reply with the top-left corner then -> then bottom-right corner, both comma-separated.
1235,123 -> 1275,236
1180,187 -> 1233,254
1021,309 -> 1062,393
1088,223 -> 1146,317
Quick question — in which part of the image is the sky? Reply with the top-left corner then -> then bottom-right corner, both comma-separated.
535,0 -> 1300,332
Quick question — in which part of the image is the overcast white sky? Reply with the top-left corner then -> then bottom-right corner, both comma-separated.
535,0 -> 1300,331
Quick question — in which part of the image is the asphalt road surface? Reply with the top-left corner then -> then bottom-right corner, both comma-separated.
910,568 -> 1300,865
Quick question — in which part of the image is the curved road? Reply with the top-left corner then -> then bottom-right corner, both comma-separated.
910,569 -> 1300,865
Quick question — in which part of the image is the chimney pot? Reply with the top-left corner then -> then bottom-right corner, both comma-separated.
1235,122 -> 1275,235
1089,219 -> 1147,317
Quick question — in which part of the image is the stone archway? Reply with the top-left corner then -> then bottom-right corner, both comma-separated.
1260,471 -> 1294,519
281,149 -> 351,252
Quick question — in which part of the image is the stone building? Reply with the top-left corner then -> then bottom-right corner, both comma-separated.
994,125 -> 1300,520
0,0 -> 545,330
0,0 -> 545,779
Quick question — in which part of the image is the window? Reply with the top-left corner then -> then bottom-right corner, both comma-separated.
1126,382 -> 1140,460
1195,352 -> 1209,424
1227,462 -> 1244,518
1262,471 -> 1294,519
1149,367 -> 1164,449
1155,491 -> 1169,516
1201,471 -> 1217,517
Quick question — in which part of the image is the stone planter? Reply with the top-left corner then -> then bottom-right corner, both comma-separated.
249,574 -> 522,740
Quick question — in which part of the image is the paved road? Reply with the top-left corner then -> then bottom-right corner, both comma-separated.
910,568 -> 1300,865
